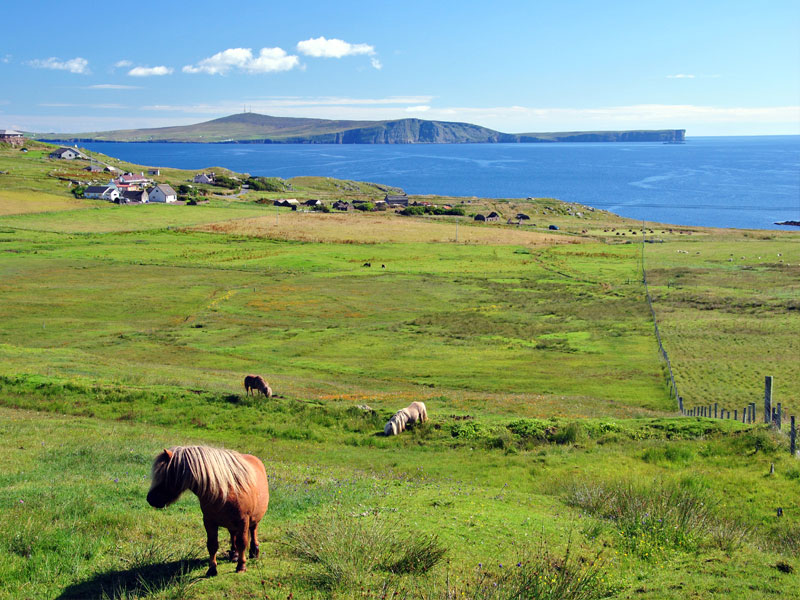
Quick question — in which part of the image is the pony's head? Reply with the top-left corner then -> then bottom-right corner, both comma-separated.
384,420 -> 397,436
147,448 -> 182,508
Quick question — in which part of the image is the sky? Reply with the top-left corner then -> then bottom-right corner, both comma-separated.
1,0 -> 799,136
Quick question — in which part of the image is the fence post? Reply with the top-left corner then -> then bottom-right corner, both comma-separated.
777,403 -> 782,431
734,409 -> 738,421
791,416 -> 796,456
714,403 -> 718,419
679,396 -> 684,414
765,376 -> 773,423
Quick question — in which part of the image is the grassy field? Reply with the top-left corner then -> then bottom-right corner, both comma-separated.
1,143 -> 799,599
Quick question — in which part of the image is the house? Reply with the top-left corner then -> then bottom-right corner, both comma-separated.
486,211 -> 500,222
84,183 -> 120,202
84,165 -> 103,173
474,214 -> 486,222
193,172 -> 215,184
49,147 -> 84,160
273,198 -> 300,207
332,200 -> 352,211
384,194 -> 409,207
148,184 -> 178,203
120,189 -> 148,204
115,172 -> 151,190
148,169 -> 161,176
0,129 -> 24,145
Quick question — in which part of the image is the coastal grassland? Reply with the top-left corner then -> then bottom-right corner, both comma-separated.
0,189 -> 102,216
643,233 -> 800,414
0,223 -> 668,417
191,211 -> 574,245
1,399 -> 798,600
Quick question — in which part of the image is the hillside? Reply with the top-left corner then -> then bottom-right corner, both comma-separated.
37,112 -> 686,144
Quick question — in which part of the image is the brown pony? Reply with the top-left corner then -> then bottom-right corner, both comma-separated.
244,374 -> 273,398
147,446 -> 269,576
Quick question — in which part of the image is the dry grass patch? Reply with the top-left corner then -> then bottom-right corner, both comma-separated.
191,212 -> 581,245
0,190 -> 98,216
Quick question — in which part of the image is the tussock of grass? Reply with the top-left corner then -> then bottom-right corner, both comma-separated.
563,480 -> 721,558
284,512 -> 446,588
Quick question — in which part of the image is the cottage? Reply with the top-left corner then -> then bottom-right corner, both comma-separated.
120,189 -> 148,204
148,184 -> 178,203
486,211 -> 500,222
84,184 -> 120,202
49,147 -> 84,160
115,172 -> 151,190
193,172 -> 215,184
332,200 -> 352,211
0,129 -> 24,145
384,194 -> 409,207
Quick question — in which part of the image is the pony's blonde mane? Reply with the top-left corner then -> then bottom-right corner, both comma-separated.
151,446 -> 256,503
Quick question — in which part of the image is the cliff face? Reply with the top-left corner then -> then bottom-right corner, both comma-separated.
37,113 -> 686,145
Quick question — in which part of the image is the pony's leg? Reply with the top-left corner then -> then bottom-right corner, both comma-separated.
228,531 -> 238,562
234,519 -> 250,572
249,521 -> 260,558
204,518 -> 219,577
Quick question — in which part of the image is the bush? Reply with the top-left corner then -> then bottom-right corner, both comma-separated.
354,202 -> 375,211
71,185 -> 85,198
247,176 -> 289,192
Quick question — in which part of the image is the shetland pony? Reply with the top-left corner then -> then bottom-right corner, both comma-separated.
147,446 -> 269,576
244,375 -> 272,398
384,401 -> 428,435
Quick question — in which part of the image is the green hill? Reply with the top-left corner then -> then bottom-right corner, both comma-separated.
37,112 -> 686,144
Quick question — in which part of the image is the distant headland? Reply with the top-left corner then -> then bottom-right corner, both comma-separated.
37,113 -> 686,145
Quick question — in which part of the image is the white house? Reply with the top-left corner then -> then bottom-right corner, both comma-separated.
50,147 -> 85,160
84,183 -> 120,202
148,184 -> 178,203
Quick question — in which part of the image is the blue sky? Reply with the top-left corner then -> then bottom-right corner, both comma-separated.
2,0 -> 798,135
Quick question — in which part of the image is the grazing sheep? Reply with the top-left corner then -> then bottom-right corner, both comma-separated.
244,375 -> 272,398
384,401 -> 428,436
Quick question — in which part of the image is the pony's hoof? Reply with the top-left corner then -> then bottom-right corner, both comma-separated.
206,566 -> 218,578
236,564 -> 247,573
249,545 -> 260,559
228,551 -> 239,563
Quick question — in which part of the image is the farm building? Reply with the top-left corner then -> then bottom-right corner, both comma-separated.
84,165 -> 103,173
148,169 -> 161,176
120,190 -> 148,204
193,173 -> 215,184
148,184 -> 177,203
304,199 -> 322,207
84,184 -> 120,202
332,201 -> 353,211
49,147 -> 85,160
274,199 -> 300,208
0,129 -> 24,145
384,194 -> 409,207
486,212 -> 500,222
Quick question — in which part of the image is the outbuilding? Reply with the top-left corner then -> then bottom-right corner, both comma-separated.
148,184 -> 178,203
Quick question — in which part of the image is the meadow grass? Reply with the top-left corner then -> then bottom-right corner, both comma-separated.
1,145 -> 800,598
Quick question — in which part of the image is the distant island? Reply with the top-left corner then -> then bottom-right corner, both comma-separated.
37,113 -> 686,145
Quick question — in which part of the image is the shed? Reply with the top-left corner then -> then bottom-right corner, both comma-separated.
384,194 -> 409,207
486,211 -> 500,222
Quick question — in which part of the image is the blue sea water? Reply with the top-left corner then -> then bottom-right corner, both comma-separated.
81,136 -> 800,230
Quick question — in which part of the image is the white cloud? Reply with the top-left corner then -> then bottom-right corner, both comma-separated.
667,74 -> 696,79
39,102 -> 129,109
1,54 -> 11,64
128,65 -> 173,77
183,47 -> 299,75
114,60 -> 133,68
27,57 -> 90,74
87,84 -> 141,90
297,36 -> 375,58
405,105 -> 430,113
370,57 -> 382,70
140,96 -> 435,113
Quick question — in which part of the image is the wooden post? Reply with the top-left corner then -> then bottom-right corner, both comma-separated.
734,409 -> 738,421
679,396 -> 684,414
765,375 -> 773,423
777,403 -> 782,430
791,416 -> 796,456
714,403 -> 718,419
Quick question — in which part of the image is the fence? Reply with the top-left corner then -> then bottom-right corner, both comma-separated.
639,230 -> 796,457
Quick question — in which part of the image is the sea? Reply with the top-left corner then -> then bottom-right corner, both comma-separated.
81,136 -> 800,230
